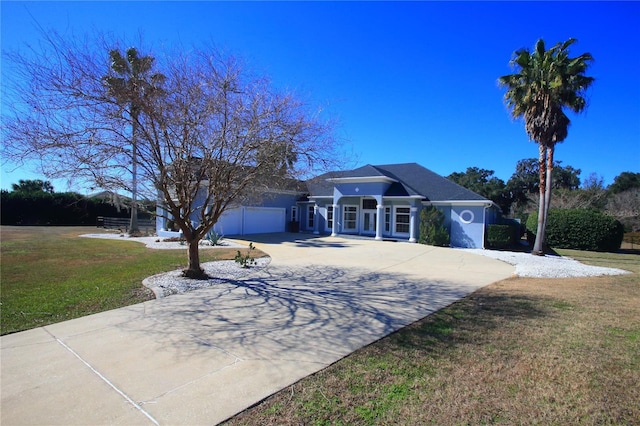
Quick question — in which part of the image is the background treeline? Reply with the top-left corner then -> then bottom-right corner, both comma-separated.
1,179 -> 152,226
447,159 -> 640,233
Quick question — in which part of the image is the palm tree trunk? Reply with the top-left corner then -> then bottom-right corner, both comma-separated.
129,113 -> 139,234
542,145 -> 555,242
532,143 -> 547,255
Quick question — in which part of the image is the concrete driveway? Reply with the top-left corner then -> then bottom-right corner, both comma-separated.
1,234 -> 514,425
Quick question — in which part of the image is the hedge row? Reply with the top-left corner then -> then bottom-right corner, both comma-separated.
486,224 -> 518,248
526,209 -> 624,252
0,191 -> 148,226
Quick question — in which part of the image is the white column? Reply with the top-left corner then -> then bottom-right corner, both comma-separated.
313,204 -> 319,235
409,206 -> 418,243
375,204 -> 384,240
331,204 -> 339,237
240,206 -> 246,235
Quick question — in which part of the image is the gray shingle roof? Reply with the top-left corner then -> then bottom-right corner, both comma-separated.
375,163 -> 487,201
307,163 -> 488,202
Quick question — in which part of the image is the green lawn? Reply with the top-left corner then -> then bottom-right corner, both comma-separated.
0,226 -> 254,335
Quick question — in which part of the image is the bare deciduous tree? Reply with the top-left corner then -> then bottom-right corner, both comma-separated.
606,188 -> 640,232
2,32 -> 338,278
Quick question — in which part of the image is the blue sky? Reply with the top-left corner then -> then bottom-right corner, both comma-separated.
1,1 -> 639,193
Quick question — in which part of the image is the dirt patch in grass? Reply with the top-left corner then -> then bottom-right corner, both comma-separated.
226,251 -> 639,425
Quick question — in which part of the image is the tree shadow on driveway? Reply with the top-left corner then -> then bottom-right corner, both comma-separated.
140,262 -> 490,364
239,232 -> 352,249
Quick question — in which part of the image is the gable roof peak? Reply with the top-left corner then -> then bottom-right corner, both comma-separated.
337,164 -> 387,178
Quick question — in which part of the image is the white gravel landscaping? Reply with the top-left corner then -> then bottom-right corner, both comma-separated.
80,233 -> 246,249
142,257 -> 271,298
462,248 -> 630,278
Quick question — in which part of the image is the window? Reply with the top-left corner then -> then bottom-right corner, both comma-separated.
326,206 -> 333,230
385,207 -> 391,232
395,207 -> 410,234
291,206 -> 298,222
459,209 -> 475,224
343,205 -> 357,231
307,205 -> 315,228
362,199 -> 377,210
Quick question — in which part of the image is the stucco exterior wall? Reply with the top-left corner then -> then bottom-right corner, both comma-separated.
450,205 -> 486,248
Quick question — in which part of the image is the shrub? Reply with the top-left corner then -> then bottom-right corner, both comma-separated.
525,213 -> 539,245
527,209 -> 624,252
487,224 -> 514,248
235,243 -> 256,268
206,229 -> 224,246
501,217 -> 524,239
419,206 -> 450,247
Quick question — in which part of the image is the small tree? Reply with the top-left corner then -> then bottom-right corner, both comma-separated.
2,32 -> 338,278
418,206 -> 450,247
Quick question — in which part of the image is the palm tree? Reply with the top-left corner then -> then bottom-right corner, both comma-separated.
499,38 -> 594,255
103,48 -> 164,234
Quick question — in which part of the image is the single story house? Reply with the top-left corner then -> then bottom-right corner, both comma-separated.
157,162 -> 500,248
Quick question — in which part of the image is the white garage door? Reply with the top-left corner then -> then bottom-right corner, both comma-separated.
213,207 -> 286,235
243,207 -> 286,234
213,208 -> 242,236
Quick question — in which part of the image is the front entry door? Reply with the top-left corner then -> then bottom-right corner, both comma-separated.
362,210 -> 377,235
